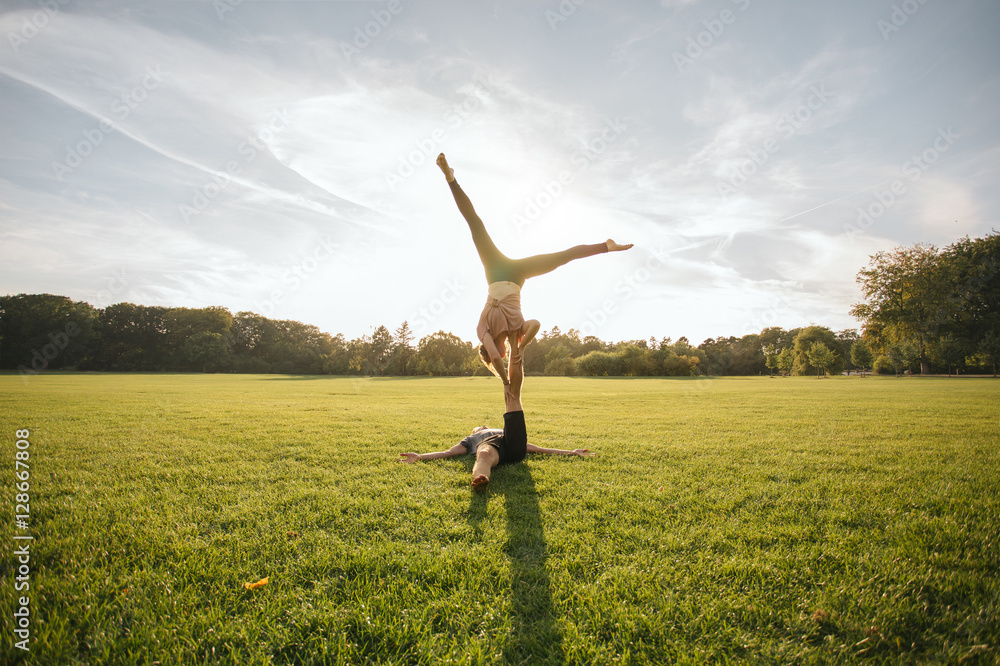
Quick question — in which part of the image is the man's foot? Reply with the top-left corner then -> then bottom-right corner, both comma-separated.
471,474 -> 490,491
436,153 -> 455,183
606,239 -> 634,252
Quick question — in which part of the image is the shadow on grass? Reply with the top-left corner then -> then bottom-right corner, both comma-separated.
467,464 -> 564,665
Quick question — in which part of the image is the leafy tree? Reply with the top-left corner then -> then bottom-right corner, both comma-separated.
0,293 -> 97,371
763,345 -> 780,376
884,338 -> 919,376
388,321 -> 416,375
95,302 -> 169,371
929,334 -> 964,376
806,341 -> 836,377
836,329 -> 861,372
543,343 -> 575,376
575,350 -> 625,376
369,325 -> 393,376
852,244 -> 954,374
232,311 -> 279,372
850,339 -> 873,376
164,306 -> 233,362
181,331 -> 232,372
968,331 -> 1000,376
776,348 -> 794,377
792,326 -> 843,376
415,331 -> 476,376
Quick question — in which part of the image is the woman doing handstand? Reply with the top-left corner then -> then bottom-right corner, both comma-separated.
436,153 -> 633,383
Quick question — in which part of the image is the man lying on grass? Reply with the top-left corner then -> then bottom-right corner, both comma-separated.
397,351 -> 593,490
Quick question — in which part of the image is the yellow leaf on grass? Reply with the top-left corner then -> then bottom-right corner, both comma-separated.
244,577 -> 269,590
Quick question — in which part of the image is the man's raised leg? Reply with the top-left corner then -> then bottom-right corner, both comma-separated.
471,445 -> 499,491
505,334 -> 524,414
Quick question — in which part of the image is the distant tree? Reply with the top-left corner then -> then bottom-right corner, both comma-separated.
759,326 -> 795,352
232,311 -> 279,372
181,331 -> 232,372
967,331 -> 1000,376
575,350 -> 624,376
792,326 -> 843,376
929,334 -> 964,376
884,338 -> 919,376
322,333 -> 350,375
347,336 -> 375,375
0,293 -> 97,372
698,337 -> 734,375
850,339 -> 874,376
95,302 -> 169,371
852,244 -> 954,374
806,342 -> 836,377
763,344 -> 780,376
369,325 -> 393,376
618,343 -> 655,376
942,234 -> 1000,351
388,321 -> 415,375
164,306 -> 233,365
415,331 -> 476,376
836,329 -> 861,372
543,343 -> 575,376
776,348 -> 794,377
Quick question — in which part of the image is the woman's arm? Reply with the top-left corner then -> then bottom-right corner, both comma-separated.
398,443 -> 467,463
525,443 -> 595,457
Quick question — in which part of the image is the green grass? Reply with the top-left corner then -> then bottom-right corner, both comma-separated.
1,374 -> 998,664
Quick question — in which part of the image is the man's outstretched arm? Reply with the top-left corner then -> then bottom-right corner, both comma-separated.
525,443 -> 595,457
398,443 -> 467,463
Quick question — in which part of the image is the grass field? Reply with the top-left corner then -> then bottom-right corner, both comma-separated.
1,373 -> 998,664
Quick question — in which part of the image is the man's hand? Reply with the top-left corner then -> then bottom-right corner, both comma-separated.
572,449 -> 596,457
397,452 -> 421,463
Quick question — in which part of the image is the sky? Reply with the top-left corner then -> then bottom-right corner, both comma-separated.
1,0 -> 998,346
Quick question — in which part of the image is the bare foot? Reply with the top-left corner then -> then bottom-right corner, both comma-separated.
436,153 -> 455,182
606,239 -> 634,252
471,474 -> 490,491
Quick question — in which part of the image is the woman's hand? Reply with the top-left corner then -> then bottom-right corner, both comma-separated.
397,452 -> 421,463
572,449 -> 596,457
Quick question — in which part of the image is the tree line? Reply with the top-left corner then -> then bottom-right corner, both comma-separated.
850,232 -> 999,376
2,233 -> 996,377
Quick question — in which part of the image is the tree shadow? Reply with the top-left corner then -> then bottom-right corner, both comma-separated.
466,464 -> 564,664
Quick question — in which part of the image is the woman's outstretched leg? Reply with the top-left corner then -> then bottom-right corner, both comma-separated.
513,239 -> 634,282
437,154 -> 508,276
